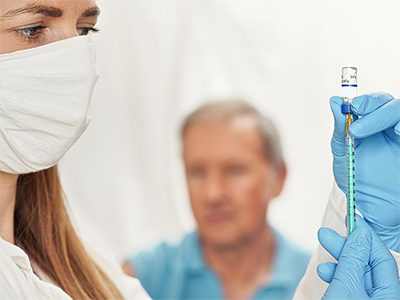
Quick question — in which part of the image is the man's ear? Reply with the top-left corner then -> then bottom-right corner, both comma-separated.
270,163 -> 287,198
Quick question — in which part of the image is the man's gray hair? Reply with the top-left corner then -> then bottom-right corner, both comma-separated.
181,99 -> 285,168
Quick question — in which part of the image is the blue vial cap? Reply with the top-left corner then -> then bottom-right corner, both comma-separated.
341,103 -> 353,114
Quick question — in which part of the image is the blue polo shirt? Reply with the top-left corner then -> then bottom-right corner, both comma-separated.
128,229 -> 310,299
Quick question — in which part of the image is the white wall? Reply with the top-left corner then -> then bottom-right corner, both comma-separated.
59,0 -> 400,261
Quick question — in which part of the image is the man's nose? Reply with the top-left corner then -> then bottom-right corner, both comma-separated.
203,175 -> 226,204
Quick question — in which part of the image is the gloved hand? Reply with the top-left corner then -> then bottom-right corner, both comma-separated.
317,216 -> 400,300
330,93 -> 400,252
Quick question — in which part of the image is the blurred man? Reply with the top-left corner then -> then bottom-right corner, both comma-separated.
122,100 -> 310,299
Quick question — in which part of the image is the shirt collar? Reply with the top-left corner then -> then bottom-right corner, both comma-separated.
182,231 -> 207,273
182,229 -> 297,288
0,235 -> 34,272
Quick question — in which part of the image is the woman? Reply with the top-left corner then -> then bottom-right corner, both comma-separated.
0,0 -> 149,299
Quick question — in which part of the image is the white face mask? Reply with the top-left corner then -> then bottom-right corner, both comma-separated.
0,36 -> 98,174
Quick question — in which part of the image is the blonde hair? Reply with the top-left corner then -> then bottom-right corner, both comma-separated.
15,166 -> 124,299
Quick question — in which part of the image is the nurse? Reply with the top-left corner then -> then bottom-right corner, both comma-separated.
0,0 -> 149,299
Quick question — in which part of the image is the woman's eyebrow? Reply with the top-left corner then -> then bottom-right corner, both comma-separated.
1,4 -> 63,20
1,5 -> 100,21
81,6 -> 101,18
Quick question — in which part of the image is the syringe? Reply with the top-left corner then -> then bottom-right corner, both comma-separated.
341,67 -> 357,235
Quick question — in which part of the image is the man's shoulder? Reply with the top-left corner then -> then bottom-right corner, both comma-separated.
274,230 -> 311,274
149,231 -> 197,255
131,231 -> 199,270
254,230 -> 311,300
281,236 -> 310,261
128,232 -> 200,298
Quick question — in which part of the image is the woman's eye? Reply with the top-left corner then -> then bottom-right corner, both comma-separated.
15,25 -> 46,41
77,27 -> 99,36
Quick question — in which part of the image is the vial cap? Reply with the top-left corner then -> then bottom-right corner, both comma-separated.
341,67 -> 358,86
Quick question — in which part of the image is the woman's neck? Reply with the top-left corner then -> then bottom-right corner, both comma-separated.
0,172 -> 18,244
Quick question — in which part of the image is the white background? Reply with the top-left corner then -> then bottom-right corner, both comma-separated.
59,0 -> 400,262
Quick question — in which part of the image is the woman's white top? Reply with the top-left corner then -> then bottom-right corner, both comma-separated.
0,237 -> 150,300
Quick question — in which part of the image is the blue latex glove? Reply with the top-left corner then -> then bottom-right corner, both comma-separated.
330,93 -> 400,252
317,216 -> 400,299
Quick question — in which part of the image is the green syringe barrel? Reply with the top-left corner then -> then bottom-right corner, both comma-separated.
346,134 -> 356,234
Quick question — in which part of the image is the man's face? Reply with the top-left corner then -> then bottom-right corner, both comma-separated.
183,116 -> 286,248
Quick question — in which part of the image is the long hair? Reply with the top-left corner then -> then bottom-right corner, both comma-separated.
14,166 -> 124,299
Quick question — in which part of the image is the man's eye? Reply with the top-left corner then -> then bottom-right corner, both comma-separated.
188,168 -> 205,178
77,27 -> 99,36
225,165 -> 247,175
